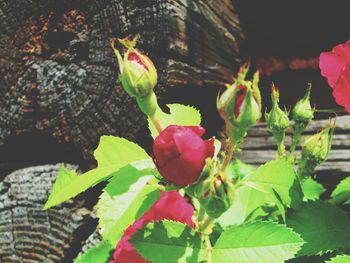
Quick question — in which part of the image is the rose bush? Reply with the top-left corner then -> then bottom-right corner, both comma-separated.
45,36 -> 350,263
110,191 -> 194,263
153,125 -> 214,187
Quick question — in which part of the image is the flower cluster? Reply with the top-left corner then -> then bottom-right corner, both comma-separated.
109,37 -> 266,259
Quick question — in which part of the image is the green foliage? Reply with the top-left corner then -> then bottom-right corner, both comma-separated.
74,242 -> 112,263
97,170 -> 160,246
286,201 -> 350,256
242,160 -> 303,210
218,184 -> 267,227
327,255 -> 350,263
131,220 -> 205,263
227,159 -> 256,180
44,136 -> 150,209
212,221 -> 304,263
331,176 -> 350,204
148,104 -> 201,138
301,178 -> 326,201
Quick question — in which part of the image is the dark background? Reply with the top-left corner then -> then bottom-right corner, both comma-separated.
1,0 -> 350,175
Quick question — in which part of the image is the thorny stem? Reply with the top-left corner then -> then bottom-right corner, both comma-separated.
220,140 -> 238,173
199,216 -> 214,234
205,235 -> 213,263
198,214 -> 214,263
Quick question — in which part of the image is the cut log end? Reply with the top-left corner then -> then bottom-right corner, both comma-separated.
0,164 -> 95,263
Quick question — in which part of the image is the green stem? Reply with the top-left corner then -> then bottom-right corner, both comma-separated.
273,132 -> 286,159
288,123 -> 305,162
220,141 -> 238,174
197,205 -> 206,223
149,107 -> 164,134
297,157 -> 316,180
199,216 -> 214,234
329,192 -> 350,205
205,235 -> 213,263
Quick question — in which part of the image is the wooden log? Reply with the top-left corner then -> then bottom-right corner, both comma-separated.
240,115 -> 350,176
0,164 -> 95,263
0,0 -> 243,160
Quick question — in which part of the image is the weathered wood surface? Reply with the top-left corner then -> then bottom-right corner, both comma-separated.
0,0 -> 243,160
240,115 -> 350,176
0,164 -> 94,263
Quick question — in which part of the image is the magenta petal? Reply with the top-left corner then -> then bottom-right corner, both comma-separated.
320,52 -> 346,87
333,63 -> 350,113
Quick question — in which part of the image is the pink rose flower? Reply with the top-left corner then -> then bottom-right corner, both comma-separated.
110,191 -> 194,263
319,40 -> 350,112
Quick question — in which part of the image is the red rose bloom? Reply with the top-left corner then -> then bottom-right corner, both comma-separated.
319,40 -> 350,112
153,125 -> 215,187
110,191 -> 194,263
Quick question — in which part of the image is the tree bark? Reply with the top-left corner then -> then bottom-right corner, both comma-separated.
0,164 -> 95,263
0,0 -> 243,160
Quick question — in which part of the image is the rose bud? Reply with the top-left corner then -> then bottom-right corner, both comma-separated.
292,85 -> 314,125
266,84 -> 289,132
217,65 -> 262,143
266,85 -> 290,157
153,125 -> 215,187
298,126 -> 334,178
302,127 -> 334,164
196,176 -> 235,219
112,35 -> 158,116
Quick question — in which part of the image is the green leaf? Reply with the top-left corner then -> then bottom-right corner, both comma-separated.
242,160 -> 303,209
286,201 -> 350,256
148,104 -> 201,138
301,178 -> 326,201
218,185 -> 267,227
130,220 -> 205,263
74,242 -> 112,263
96,161 -> 156,237
331,176 -> 350,204
227,159 -> 256,180
44,136 -> 150,209
212,221 -> 304,263
327,255 -> 350,263
98,172 -> 160,246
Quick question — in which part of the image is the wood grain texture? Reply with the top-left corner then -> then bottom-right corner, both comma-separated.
0,0 -> 243,160
240,115 -> 350,176
0,164 -> 94,263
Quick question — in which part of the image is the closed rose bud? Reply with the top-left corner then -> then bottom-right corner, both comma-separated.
302,127 -> 333,163
298,126 -> 334,178
153,125 -> 215,187
197,176 -> 235,218
217,65 -> 262,143
112,36 -> 157,98
266,84 -> 289,132
266,85 -> 290,158
112,36 -> 160,117
293,85 -> 314,125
